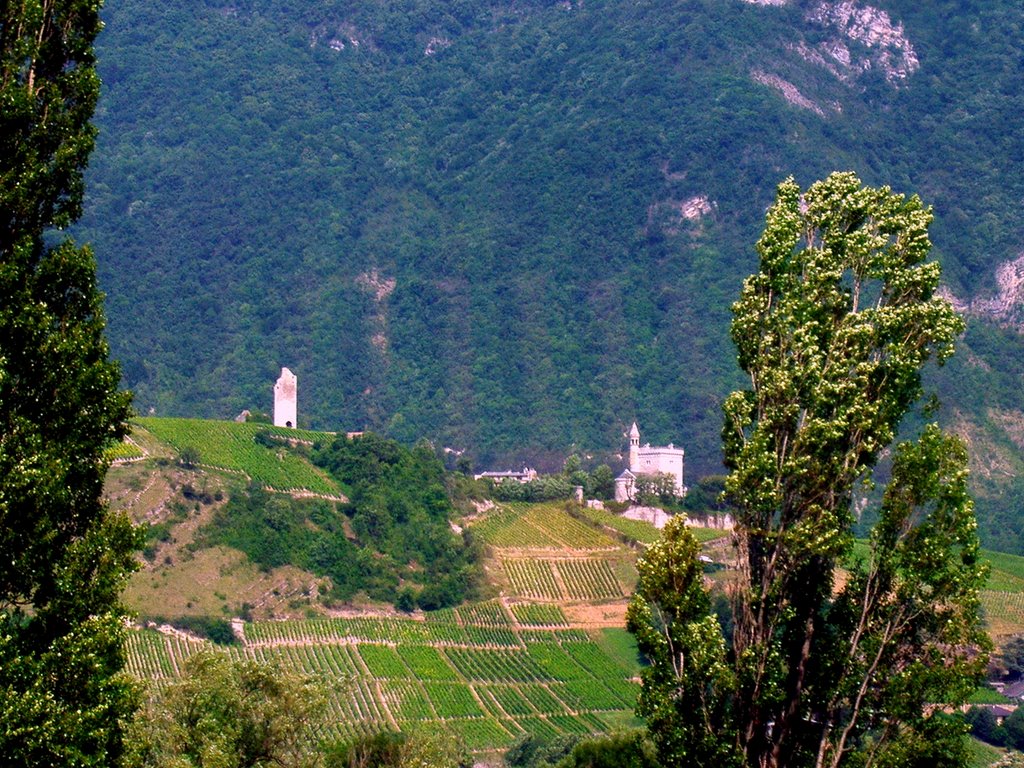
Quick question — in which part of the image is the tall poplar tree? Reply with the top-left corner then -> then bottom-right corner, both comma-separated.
628,172 -> 989,768
0,1 -> 139,763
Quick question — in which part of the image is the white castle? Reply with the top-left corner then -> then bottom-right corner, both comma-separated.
273,367 -> 297,428
614,422 -> 685,503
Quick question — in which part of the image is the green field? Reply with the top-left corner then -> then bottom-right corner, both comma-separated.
966,737 -> 1003,768
126,601 -> 640,751
983,550 -> 1024,592
133,417 -> 342,495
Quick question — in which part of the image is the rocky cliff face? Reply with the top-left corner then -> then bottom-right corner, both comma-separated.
951,254 -> 1024,332
743,0 -> 918,85
751,69 -> 831,115
806,1 -> 919,83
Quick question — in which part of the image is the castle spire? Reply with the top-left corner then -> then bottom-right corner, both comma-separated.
629,422 -> 640,471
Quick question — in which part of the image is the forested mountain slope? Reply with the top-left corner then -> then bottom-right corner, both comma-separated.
79,0 -> 1024,549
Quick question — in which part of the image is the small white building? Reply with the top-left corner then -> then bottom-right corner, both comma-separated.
614,422 -> 685,502
474,467 -> 538,484
273,367 -> 297,428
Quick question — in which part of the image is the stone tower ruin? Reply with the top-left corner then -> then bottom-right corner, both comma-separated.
273,367 -> 297,428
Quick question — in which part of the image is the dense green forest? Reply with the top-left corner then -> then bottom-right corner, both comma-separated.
204,432 -> 482,608
78,0 -> 1024,549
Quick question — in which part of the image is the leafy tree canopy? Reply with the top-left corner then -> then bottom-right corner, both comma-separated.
629,173 -> 989,768
1000,635 -> 1024,678
0,0 -> 139,762
127,651 -> 327,768
299,432 -> 483,608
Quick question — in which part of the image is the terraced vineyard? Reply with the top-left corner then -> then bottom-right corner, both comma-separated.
502,558 -> 624,602
125,600 -> 642,751
572,506 -> 664,546
118,492 -> 724,753
469,502 -> 647,605
120,486 -> 1024,759
510,603 -> 569,627
106,437 -> 146,463
470,502 -> 618,550
133,417 -> 342,495
981,549 -> 1024,639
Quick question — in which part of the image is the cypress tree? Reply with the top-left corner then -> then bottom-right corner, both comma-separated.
0,1 -> 139,762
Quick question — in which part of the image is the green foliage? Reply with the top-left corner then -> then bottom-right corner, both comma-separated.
324,729 -> 471,768
492,475 -> 575,503
631,474 -> 678,508
505,733 -> 581,768
631,175 -> 989,768
964,707 -> 1006,748
127,651 -> 327,768
203,489 -> 369,600
554,731 -> 660,768
1004,707 -> 1024,752
1001,636 -> 1024,677
722,173 -> 988,767
147,616 -> 238,646
868,714 -> 974,768
505,731 -> 658,768
587,465 -> 616,502
62,0 -> 1024,549
310,432 -> 482,607
324,731 -> 406,768
179,445 -> 201,469
0,0 -> 141,762
681,475 -> 731,517
626,516 -> 738,767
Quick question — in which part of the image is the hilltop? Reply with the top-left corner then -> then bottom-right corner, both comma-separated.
108,418 -> 480,618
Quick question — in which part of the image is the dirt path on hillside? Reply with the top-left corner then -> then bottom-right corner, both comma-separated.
563,602 -> 629,628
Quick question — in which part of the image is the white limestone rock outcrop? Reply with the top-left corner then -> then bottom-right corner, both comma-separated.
806,1 -> 919,84
952,254 -> 1024,333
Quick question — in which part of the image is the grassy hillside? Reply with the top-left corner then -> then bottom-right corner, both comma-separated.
105,440 -> 333,620
112,421 -> 484,614
107,429 -> 1024,757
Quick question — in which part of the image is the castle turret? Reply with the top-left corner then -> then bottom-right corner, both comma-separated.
628,422 -> 640,472
623,421 -> 686,500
